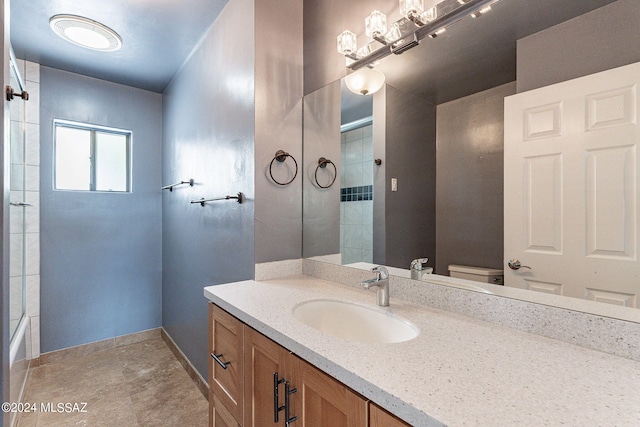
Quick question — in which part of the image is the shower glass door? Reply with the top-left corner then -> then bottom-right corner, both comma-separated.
9,57 -> 27,341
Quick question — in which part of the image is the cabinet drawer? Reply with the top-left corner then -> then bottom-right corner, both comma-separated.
209,303 -> 244,424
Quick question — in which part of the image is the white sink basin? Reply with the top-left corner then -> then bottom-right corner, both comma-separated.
292,299 -> 420,344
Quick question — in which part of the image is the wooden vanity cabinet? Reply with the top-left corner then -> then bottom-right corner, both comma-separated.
243,326 -> 293,426
211,393 -> 241,427
292,355 -> 367,427
209,303 -> 409,427
370,403 -> 412,427
242,326 -> 367,426
209,304 -> 244,426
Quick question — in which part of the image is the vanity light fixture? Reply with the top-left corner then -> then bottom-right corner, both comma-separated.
400,0 -> 425,24
337,0 -> 501,71
365,10 -> 388,43
337,30 -> 358,58
429,28 -> 446,38
421,6 -> 438,24
50,15 -> 122,52
471,5 -> 492,18
344,68 -> 386,96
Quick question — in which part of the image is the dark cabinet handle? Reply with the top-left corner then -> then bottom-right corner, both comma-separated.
210,352 -> 231,370
273,372 -> 286,422
285,381 -> 298,426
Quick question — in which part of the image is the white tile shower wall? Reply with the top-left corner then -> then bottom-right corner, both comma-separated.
340,125 -> 373,264
9,60 -> 26,336
24,61 -> 40,359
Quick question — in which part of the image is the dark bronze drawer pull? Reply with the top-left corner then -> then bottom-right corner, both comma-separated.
273,372 -> 286,422
210,352 -> 231,370
285,381 -> 298,426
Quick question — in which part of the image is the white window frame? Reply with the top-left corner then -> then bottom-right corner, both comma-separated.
53,119 -> 132,192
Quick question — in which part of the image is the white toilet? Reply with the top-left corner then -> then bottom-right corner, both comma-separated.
448,264 -> 504,285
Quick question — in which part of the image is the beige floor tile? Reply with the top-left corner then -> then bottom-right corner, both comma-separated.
16,338 -> 208,427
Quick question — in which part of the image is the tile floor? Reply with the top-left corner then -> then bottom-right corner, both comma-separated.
16,338 -> 208,426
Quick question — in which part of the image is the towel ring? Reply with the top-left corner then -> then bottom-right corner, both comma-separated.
314,157 -> 337,189
269,150 -> 298,186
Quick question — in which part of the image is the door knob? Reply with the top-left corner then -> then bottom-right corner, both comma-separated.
508,259 -> 531,270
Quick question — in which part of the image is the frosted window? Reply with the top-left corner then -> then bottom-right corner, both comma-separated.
54,121 -> 131,192
55,127 -> 91,190
95,132 -> 128,192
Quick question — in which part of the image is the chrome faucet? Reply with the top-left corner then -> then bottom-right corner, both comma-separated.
361,266 -> 389,307
410,258 -> 429,280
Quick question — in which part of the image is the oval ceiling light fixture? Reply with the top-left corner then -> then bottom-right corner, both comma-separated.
50,15 -> 122,52
344,68 -> 386,96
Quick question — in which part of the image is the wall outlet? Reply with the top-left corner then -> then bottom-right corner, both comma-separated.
391,178 -> 397,192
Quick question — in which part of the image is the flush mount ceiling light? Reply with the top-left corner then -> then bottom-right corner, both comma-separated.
50,15 -> 122,52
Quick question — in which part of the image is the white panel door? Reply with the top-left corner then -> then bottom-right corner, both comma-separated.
504,62 -> 640,307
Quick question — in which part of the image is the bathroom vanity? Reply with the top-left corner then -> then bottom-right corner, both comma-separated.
205,275 -> 640,426
207,302 -> 403,426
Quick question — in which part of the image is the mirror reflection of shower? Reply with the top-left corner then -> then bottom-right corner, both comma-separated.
340,81 -> 374,264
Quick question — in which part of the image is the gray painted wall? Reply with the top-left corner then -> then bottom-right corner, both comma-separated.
436,82 -> 515,275
302,80 -> 341,258
517,0 -> 640,93
39,67 -> 162,353
162,0 -> 256,378
372,87 -> 386,265
383,85 -> 436,271
254,0 -> 303,264
162,0 -> 303,378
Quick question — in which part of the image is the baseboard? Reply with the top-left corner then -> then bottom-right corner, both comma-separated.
160,328 -> 210,400
35,328 -> 161,366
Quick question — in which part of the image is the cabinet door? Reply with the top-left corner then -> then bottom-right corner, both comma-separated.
243,326 -> 292,427
369,403 -> 411,427
292,356 -> 367,427
209,303 -> 244,424
211,394 -> 241,427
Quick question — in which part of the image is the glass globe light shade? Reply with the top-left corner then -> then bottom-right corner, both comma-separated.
344,68 -> 386,96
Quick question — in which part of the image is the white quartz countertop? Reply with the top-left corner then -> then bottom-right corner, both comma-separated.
204,275 -> 640,426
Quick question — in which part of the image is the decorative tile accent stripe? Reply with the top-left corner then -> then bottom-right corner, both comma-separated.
341,185 -> 373,202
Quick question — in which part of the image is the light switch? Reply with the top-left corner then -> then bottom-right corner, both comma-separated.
391,178 -> 397,192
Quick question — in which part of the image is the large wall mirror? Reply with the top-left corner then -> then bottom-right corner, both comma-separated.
302,0 -> 640,321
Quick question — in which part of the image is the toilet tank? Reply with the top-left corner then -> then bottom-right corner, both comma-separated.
448,264 -> 504,285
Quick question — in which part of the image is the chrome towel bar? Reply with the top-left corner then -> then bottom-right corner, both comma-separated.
162,179 -> 194,192
190,192 -> 244,206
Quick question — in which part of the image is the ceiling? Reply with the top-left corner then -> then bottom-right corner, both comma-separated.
10,0 -> 229,93
10,0 -> 620,97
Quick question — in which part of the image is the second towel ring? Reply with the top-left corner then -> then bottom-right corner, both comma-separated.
269,150 -> 298,186
314,157 -> 337,189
